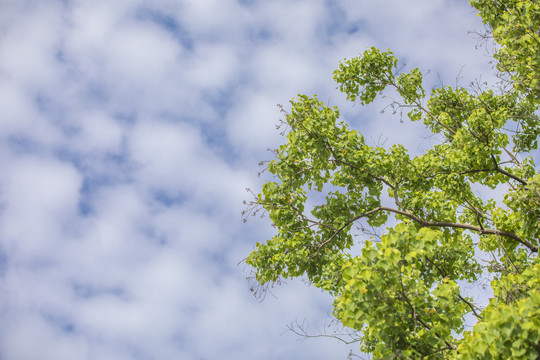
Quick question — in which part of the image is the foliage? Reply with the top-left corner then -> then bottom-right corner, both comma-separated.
245,0 -> 539,358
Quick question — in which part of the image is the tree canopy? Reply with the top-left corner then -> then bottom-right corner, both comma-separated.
245,0 -> 540,358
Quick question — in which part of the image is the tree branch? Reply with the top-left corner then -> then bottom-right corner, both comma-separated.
490,154 -> 528,185
286,320 -> 361,345
398,275 -> 456,352
312,206 -> 538,256
311,207 -> 382,258
381,205 -> 537,253
424,256 -> 483,320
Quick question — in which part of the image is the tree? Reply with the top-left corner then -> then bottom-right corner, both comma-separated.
244,0 -> 540,358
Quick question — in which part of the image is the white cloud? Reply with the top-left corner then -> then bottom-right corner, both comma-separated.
0,2 -> 64,89
0,0 -> 497,359
103,24 -> 180,87
0,157 -> 82,259
0,81 -> 49,136
185,42 -> 240,90
71,111 -> 124,153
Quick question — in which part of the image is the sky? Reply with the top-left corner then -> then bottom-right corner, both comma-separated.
0,1 -> 497,359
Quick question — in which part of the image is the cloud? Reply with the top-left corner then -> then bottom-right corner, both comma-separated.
0,157 -> 82,259
0,0 -> 496,359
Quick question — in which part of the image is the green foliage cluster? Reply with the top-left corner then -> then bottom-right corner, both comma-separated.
471,0 -> 540,103
245,0 -> 539,358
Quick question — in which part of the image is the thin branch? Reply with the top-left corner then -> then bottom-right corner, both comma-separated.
398,275 -> 455,351
311,207 -> 383,258
288,204 -> 337,231
491,154 -> 527,185
502,145 -> 523,169
457,293 -> 483,320
424,256 -> 483,320
286,320 -> 361,345
463,198 -> 489,230
328,149 -> 395,190
393,185 -> 404,209
389,80 -> 457,136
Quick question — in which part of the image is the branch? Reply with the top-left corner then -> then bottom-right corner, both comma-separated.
312,206 -> 538,256
381,205 -> 538,253
389,79 -> 528,187
286,319 -> 361,345
501,144 -> 524,170
311,207 -> 383,258
463,198 -> 489,231
393,185 -> 404,209
457,293 -> 483,320
389,80 -> 457,137
421,167 -> 495,180
288,204 -> 337,231
326,146 -> 396,190
420,161 -> 526,186
424,256 -> 483,320
398,275 -> 456,352
491,154 -> 527,185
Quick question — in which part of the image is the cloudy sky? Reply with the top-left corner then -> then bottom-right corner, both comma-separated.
0,1 -> 496,359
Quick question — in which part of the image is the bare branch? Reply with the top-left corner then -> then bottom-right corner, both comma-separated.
286,319 -> 361,345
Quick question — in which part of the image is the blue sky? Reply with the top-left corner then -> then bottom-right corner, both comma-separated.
0,1 -> 495,359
